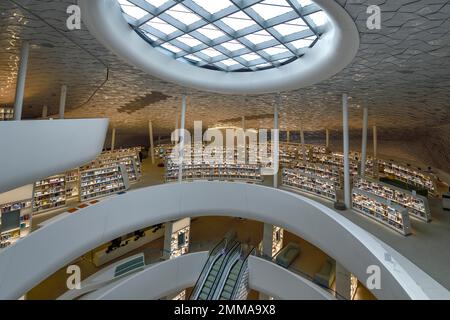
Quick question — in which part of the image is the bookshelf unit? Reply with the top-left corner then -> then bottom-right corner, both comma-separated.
0,107 -> 14,121
65,169 -> 80,199
169,218 -> 190,259
352,188 -> 411,235
282,168 -> 337,202
98,148 -> 142,183
0,199 -> 32,250
32,175 -> 67,214
354,177 -> 431,222
79,164 -> 129,201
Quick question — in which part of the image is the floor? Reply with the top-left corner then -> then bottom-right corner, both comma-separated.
26,155 -> 448,299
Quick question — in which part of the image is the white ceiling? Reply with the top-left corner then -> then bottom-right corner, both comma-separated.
0,0 -> 449,135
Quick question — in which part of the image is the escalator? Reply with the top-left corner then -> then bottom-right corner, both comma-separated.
218,259 -> 244,300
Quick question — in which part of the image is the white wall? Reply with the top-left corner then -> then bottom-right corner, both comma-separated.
0,184 -> 33,204
248,256 -> 335,300
0,182 -> 448,300
0,119 -> 108,193
81,252 -> 208,300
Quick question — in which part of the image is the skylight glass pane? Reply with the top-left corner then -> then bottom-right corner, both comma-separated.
251,0 -> 292,20
118,0 -> 148,19
198,48 -> 222,58
240,53 -> 261,62
144,0 -> 170,8
290,36 -> 316,49
296,0 -> 313,8
219,59 -> 240,67
146,17 -> 179,35
272,19 -> 309,36
192,0 -> 234,14
262,46 -> 289,56
244,30 -> 274,45
165,4 -> 202,26
175,34 -> 203,47
184,54 -> 202,62
307,11 -> 328,26
161,42 -> 183,53
220,40 -> 245,52
221,11 -> 255,31
196,25 -> 225,40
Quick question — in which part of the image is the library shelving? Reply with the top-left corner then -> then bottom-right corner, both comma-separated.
290,163 -> 342,187
32,175 -> 67,214
354,177 -> 431,222
97,148 -> 142,183
378,160 -> 436,195
65,169 -> 80,199
352,188 -> 411,235
79,164 -> 129,201
165,161 -> 263,183
272,226 -> 284,257
0,199 -> 32,250
282,168 -> 338,202
0,107 -> 14,121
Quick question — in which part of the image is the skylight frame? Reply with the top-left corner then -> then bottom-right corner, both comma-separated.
119,0 -> 327,72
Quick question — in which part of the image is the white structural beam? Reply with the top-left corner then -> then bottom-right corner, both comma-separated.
163,221 -> 173,260
148,120 -> 155,164
342,93 -> 351,209
286,131 -> 290,143
373,125 -> 378,159
273,97 -> 279,189
360,107 -> 369,177
13,41 -> 30,121
59,85 -> 67,119
178,95 -> 187,183
111,127 -> 116,151
242,116 -> 245,131
325,128 -> 330,148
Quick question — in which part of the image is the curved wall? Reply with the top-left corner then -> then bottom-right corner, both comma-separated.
248,256 -> 335,300
0,119 -> 109,193
0,182 -> 448,300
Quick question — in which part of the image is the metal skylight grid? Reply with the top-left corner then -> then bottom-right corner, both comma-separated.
118,0 -> 327,72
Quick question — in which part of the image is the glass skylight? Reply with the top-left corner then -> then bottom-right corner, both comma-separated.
118,0 -> 328,72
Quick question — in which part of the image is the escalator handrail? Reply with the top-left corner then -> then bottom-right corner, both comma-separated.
229,247 -> 256,300
206,242 -> 241,300
188,238 -> 227,300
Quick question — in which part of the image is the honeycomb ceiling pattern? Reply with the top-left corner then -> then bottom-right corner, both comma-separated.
0,0 -> 449,136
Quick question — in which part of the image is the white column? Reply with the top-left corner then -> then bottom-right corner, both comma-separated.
13,41 -> 30,120
342,94 -> 351,209
300,126 -> 306,163
273,97 -> 279,188
111,127 -> 116,151
360,107 -> 368,177
262,223 -> 273,259
41,105 -> 48,119
172,117 -> 179,145
163,221 -> 173,260
335,262 -> 352,300
148,120 -> 155,164
326,128 -> 330,148
241,116 -> 245,131
178,95 -> 187,183
286,131 -> 290,143
59,85 -> 67,119
373,125 -> 378,159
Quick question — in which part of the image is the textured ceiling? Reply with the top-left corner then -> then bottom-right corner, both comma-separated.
0,0 -> 449,135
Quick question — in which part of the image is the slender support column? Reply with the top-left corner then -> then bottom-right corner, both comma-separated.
342,94 -> 351,209
273,97 -> 279,188
326,128 -> 330,148
360,107 -> 368,177
336,262 -> 352,300
172,118 -> 179,145
286,131 -> 290,143
262,223 -> 273,259
178,95 -> 187,183
148,120 -> 155,164
300,127 -> 306,163
59,85 -> 67,119
111,127 -> 116,151
13,41 -> 30,120
241,116 -> 245,131
163,221 -> 174,260
41,105 -> 48,119
373,125 -> 378,159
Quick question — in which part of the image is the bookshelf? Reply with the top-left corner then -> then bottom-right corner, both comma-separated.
169,218 -> 190,259
97,148 -> 142,183
32,175 -> 67,214
0,107 -> 14,121
65,169 -> 80,199
354,177 -> 431,222
79,164 -> 129,201
352,188 -> 411,235
282,168 -> 337,202
0,199 -> 32,250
